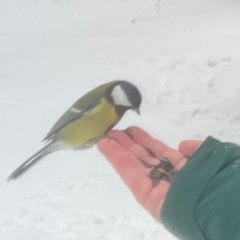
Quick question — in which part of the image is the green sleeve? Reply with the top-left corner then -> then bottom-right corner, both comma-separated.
161,136 -> 240,240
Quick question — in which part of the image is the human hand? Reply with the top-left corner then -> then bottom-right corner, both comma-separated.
97,127 -> 202,220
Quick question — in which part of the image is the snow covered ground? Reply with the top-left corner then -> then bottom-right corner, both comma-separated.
1,0 -> 240,239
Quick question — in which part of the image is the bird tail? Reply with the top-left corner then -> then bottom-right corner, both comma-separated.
7,141 -> 57,181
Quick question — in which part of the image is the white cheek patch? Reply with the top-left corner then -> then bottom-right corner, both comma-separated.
111,85 -> 132,107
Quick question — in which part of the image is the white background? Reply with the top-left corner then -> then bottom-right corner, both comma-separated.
1,0 -> 240,239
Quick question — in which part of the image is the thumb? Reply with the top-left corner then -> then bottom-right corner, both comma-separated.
178,140 -> 203,157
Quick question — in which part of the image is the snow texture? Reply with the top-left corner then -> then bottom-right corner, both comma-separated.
1,0 -> 240,239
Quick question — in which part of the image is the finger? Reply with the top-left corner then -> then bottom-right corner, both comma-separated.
178,140 -> 203,157
125,126 -> 168,158
98,137 -> 139,169
97,138 -> 151,188
107,130 -> 160,166
126,127 -> 185,167
107,130 -> 150,158
174,157 -> 187,171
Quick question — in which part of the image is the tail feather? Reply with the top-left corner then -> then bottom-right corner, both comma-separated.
7,142 -> 55,181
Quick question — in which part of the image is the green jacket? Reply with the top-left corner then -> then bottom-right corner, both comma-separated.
161,136 -> 240,240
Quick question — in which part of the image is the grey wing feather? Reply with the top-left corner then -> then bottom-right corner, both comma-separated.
43,111 -> 84,141
43,97 -> 101,141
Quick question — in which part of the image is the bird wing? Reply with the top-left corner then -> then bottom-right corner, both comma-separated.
43,90 -> 103,142
43,81 -> 117,142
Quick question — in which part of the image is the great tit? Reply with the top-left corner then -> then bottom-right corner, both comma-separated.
7,80 -> 142,181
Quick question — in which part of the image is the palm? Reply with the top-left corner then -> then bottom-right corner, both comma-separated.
97,127 -> 202,220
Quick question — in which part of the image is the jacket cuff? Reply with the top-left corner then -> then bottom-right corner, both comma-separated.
161,136 -> 229,240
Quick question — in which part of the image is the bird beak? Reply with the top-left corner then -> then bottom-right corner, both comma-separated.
133,108 -> 141,115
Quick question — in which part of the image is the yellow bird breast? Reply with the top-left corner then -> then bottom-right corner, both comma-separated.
58,99 -> 120,148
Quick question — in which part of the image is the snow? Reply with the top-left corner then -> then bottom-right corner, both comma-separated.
1,0 -> 240,239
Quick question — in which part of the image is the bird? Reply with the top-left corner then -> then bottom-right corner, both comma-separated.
7,80 -> 142,181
